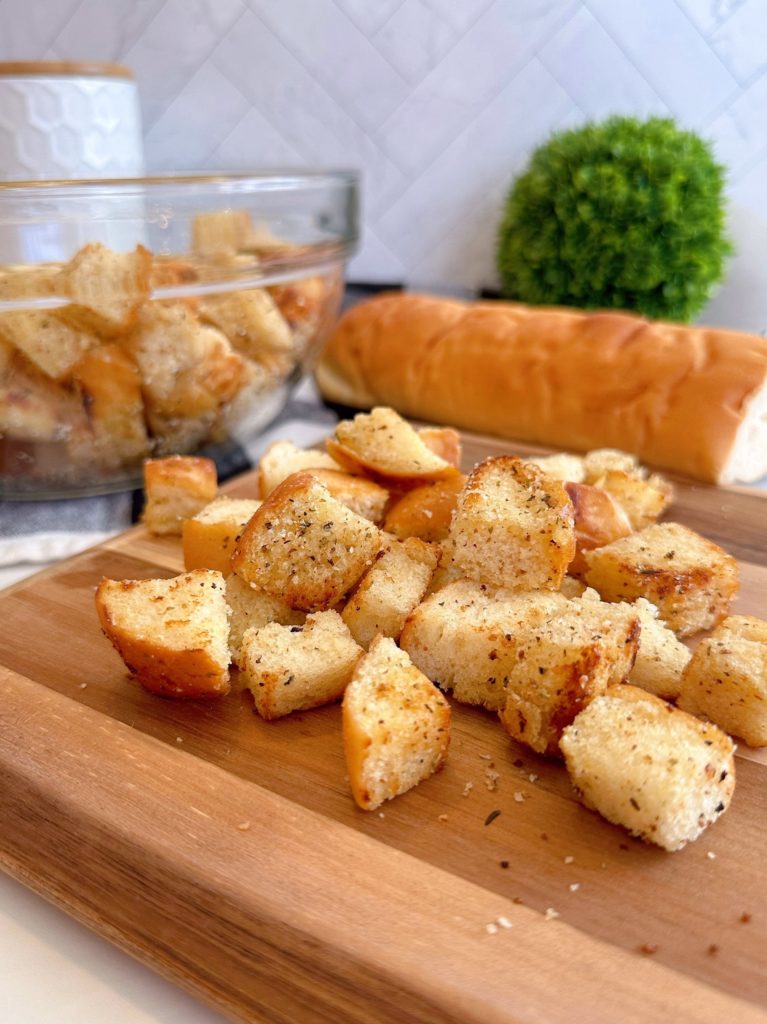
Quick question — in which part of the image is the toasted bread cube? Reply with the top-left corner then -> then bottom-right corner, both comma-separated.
583,523 -> 739,637
258,439 -> 342,497
327,407 -> 459,486
143,456 -> 218,536
528,453 -> 585,483
182,496 -> 261,573
0,309 -> 98,380
0,346 -> 88,445
565,481 -> 633,576
417,426 -> 462,468
343,635 -> 451,811
401,581 -> 571,711
72,344 -> 149,467
591,469 -> 673,531
583,448 -> 641,481
678,615 -> 767,746
192,209 -> 254,257
450,456 -> 575,592
384,475 -> 465,543
95,570 -> 230,699
499,599 -> 640,757
307,469 -> 390,524
231,472 -> 382,611
0,263 -> 60,301
627,598 -> 691,700
560,685 -> 735,851
425,538 -> 464,594
225,573 -> 304,664
241,610 -> 362,719
342,538 -> 440,648
200,289 -> 294,371
150,255 -> 197,289
60,243 -> 151,335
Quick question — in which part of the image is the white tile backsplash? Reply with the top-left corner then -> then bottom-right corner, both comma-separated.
0,0 -> 766,330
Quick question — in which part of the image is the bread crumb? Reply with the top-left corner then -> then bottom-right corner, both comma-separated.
706,851 -> 717,860
378,811 -> 385,818
564,855 -> 574,864
79,682 -> 88,689
485,768 -> 500,791
486,922 -> 499,935
479,752 -> 493,760
544,908 -> 559,920
462,781 -> 474,797
528,773 -> 538,783
438,813 -> 449,822
569,883 -> 580,892
497,916 -> 513,929
236,821 -> 251,832
513,791 -> 526,803
175,736 -> 183,744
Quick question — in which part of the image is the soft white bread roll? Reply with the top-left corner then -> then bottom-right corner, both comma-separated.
316,293 -> 767,484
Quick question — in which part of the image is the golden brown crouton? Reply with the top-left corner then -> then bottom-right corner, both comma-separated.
231,471 -> 382,611
327,407 -> 459,486
192,209 -> 254,257
225,573 -> 304,665
200,288 -> 294,372
628,597 -> 691,700
142,456 -> 218,536
257,439 -> 342,498
591,469 -> 673,531
582,448 -> 641,481
565,481 -> 633,576
240,610 -> 362,719
59,243 -> 151,335
95,570 -> 230,699
528,452 -> 586,483
678,615 -> 767,747
0,309 -> 98,380
560,685 -> 735,851
417,426 -> 462,468
306,469 -> 390,524
583,522 -> 739,637
449,456 -> 575,592
342,537 -> 439,648
383,475 -> 465,543
182,496 -> 262,573
343,635 -> 451,811
0,263 -> 60,301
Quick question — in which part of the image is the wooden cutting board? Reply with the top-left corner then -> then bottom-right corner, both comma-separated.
1,431 -> 766,1024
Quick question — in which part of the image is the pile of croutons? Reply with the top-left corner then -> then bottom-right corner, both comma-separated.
96,407 -> 767,852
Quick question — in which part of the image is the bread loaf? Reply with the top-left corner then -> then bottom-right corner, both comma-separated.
315,293 -> 767,484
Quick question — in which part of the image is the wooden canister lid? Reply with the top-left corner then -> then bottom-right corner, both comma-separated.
0,61 -> 133,79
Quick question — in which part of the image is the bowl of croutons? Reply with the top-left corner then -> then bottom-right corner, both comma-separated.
0,171 -> 358,498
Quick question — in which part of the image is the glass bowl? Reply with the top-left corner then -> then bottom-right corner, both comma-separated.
0,171 -> 358,498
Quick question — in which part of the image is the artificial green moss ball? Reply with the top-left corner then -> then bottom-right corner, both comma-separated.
497,116 -> 732,322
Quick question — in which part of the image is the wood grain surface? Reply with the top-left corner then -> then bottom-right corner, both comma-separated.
0,431 -> 766,1024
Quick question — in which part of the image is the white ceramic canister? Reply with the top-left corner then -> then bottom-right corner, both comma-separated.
0,61 -> 146,261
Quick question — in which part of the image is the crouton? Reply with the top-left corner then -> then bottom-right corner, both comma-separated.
240,610 -> 362,719
417,426 -> 462,468
560,685 -> 735,851
342,537 -> 440,648
449,456 -> 575,592
583,448 -> 641,481
583,522 -> 739,637
307,469 -> 390,524
560,576 -> 587,598
258,439 -> 342,498
200,289 -> 294,372
591,469 -> 673,531
425,538 -> 464,594
143,456 -> 218,536
0,263 -> 60,301
677,615 -> 767,747
0,346 -> 89,447
59,243 -> 151,335
95,570 -> 230,699
231,471 -> 382,611
182,496 -> 261,573
383,475 -> 465,543
192,209 -> 254,257
0,309 -> 98,380
565,481 -> 633,576
72,344 -> 149,468
327,407 -> 459,486
628,598 -> 691,700
343,635 -> 451,810
225,573 -> 303,665
528,453 -> 585,483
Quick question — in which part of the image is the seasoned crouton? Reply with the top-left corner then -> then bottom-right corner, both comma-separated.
628,598 -> 691,700
591,469 -> 673,531
60,243 -> 151,335
560,685 -> 735,851
225,573 -> 304,665
449,456 -> 575,592
0,346 -> 89,450
258,439 -> 342,498
425,539 -> 464,594
343,635 -> 451,810
307,469 -> 390,524
342,537 -> 439,648
583,522 -> 739,637
0,263 -> 60,301
565,481 -> 633,576
499,598 -> 639,757
678,615 -> 767,747
240,610 -> 362,719
231,471 -> 382,611
417,426 -> 462,468
192,209 -> 254,257
200,289 -> 294,372
143,456 -> 218,536
583,448 -> 641,481
327,407 -> 459,486
182,496 -> 261,573
528,453 -> 585,483
383,475 -> 465,543
95,570 -> 230,699
0,309 -> 98,380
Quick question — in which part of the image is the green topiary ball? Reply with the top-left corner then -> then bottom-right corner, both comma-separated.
497,116 -> 732,322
